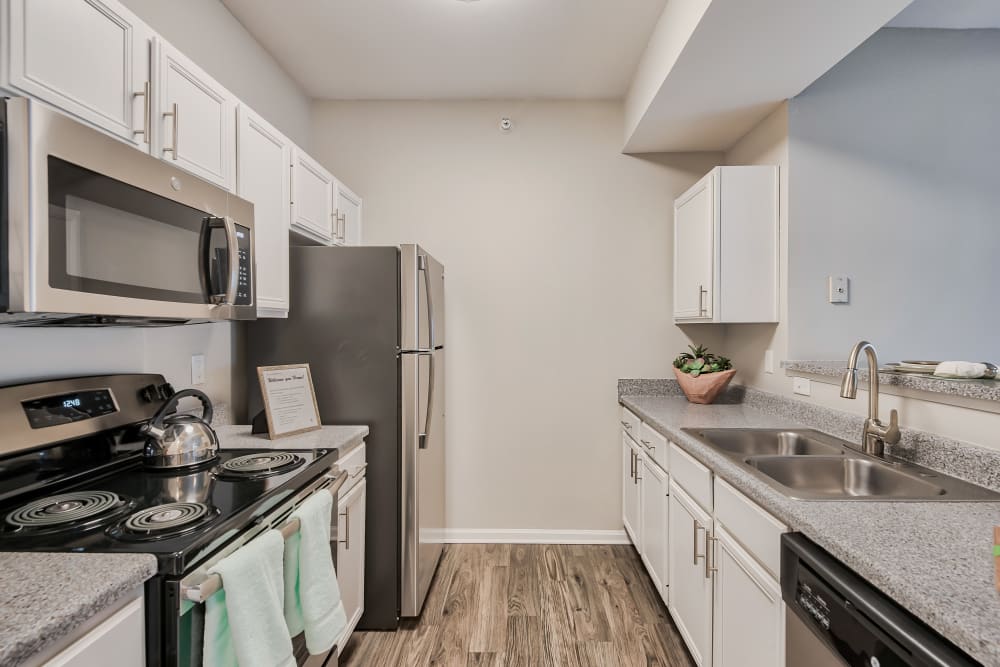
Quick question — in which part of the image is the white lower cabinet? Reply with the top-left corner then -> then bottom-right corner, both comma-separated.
337,477 -> 366,651
711,524 -> 784,667
668,482 -> 714,667
43,594 -> 144,666
640,453 -> 668,604
622,433 -> 642,545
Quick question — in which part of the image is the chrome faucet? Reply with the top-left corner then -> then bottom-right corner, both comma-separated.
840,341 -> 900,458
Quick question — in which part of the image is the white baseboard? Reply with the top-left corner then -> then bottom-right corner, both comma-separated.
440,528 -> 630,545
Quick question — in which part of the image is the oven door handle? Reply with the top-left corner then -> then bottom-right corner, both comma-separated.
180,469 -> 348,603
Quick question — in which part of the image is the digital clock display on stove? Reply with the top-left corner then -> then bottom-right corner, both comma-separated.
22,389 -> 117,429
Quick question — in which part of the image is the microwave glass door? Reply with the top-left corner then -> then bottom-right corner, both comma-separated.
46,156 -> 230,304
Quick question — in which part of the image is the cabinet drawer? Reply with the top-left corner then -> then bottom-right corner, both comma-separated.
620,406 -> 641,442
639,422 -> 668,471
338,441 -> 367,497
714,477 -> 786,578
669,442 -> 713,512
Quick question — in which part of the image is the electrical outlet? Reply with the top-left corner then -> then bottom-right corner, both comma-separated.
191,354 -> 206,386
764,350 -> 774,374
792,377 -> 811,396
828,275 -> 850,303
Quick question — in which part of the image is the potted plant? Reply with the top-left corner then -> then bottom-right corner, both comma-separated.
673,344 -> 736,404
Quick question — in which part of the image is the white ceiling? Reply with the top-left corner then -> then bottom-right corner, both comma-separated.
887,0 -> 1000,28
222,0 -> 668,100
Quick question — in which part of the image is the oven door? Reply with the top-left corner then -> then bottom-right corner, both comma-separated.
4,97 -> 255,323
167,470 -> 344,667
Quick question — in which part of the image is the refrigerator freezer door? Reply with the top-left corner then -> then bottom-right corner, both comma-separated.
401,245 -> 445,351
400,347 -> 446,617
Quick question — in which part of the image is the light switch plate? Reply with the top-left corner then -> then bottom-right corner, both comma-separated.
828,276 -> 850,303
191,354 -> 206,386
792,377 -> 811,396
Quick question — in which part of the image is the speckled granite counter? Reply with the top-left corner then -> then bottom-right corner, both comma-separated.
619,393 -> 1000,666
0,552 -> 156,666
784,359 -> 1000,403
215,424 -> 369,453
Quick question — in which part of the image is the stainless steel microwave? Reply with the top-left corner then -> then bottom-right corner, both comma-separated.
0,97 -> 255,325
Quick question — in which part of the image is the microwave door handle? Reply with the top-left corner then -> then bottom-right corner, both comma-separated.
221,216 -> 239,306
417,350 -> 435,450
418,254 -> 435,349
200,217 -> 239,305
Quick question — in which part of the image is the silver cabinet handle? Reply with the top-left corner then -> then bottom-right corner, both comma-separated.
698,284 -> 709,316
705,532 -> 718,578
350,463 -> 368,478
640,439 -> 652,450
693,520 -> 705,565
133,81 -> 150,144
338,212 -> 346,242
339,507 -> 350,549
163,102 -> 179,159
629,449 -> 635,479
634,454 -> 641,484
620,421 -> 632,430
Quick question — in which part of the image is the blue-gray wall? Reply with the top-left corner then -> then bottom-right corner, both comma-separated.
788,28 -> 1000,362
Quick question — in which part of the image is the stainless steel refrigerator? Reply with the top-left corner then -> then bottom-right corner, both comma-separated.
244,244 -> 446,629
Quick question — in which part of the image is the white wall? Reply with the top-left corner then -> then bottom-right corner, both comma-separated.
787,28 -> 1000,362
120,0 -> 312,146
310,99 -> 721,534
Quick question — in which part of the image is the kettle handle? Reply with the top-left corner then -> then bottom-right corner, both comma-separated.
149,388 -> 214,430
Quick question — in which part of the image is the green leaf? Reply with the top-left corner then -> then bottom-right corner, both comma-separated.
690,369 -> 701,378
691,360 -> 705,370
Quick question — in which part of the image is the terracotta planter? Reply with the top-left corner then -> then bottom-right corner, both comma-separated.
673,368 -> 736,405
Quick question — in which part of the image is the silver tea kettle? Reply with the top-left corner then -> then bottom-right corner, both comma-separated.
142,389 -> 220,469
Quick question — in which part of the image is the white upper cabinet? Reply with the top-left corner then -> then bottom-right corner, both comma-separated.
236,105 -> 290,316
153,39 -> 236,191
1,0 -> 154,151
291,148 -> 336,244
335,180 -> 363,246
673,166 -> 779,323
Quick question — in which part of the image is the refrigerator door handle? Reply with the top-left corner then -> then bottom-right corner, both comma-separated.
418,254 -> 436,349
416,350 -> 435,450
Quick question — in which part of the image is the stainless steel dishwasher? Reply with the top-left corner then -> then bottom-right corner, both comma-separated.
781,533 -> 981,667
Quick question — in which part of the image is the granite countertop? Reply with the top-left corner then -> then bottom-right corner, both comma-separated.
784,359 -> 1000,403
215,424 -> 369,452
0,552 -> 157,666
620,394 -> 1000,666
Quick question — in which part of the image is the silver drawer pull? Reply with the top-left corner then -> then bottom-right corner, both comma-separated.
620,420 -> 632,430
339,507 -> 350,549
693,520 -> 704,564
350,463 -> 367,478
705,533 -> 718,578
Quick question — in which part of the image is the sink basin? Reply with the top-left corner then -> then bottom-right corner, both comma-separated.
745,456 -> 947,500
690,429 -> 844,457
681,427 -> 1000,501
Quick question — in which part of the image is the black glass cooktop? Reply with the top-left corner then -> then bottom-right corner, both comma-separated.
0,448 -> 338,575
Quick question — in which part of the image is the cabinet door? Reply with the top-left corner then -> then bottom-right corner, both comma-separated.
668,482 -> 713,667
622,434 -> 639,545
154,39 -> 236,190
712,525 -> 784,667
640,456 -> 668,605
673,171 -> 716,320
335,181 -> 363,246
237,105 -> 290,316
337,478 -> 366,650
291,148 -> 335,243
3,0 -> 153,151
44,595 -> 144,666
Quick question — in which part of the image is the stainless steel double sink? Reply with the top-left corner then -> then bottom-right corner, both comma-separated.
681,428 -> 1000,501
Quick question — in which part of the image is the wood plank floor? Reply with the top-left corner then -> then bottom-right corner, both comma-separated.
340,544 -> 696,667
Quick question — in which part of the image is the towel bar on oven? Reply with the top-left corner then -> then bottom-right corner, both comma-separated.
180,469 -> 348,603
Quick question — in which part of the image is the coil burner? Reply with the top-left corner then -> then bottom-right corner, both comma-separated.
5,491 -> 132,534
114,502 -> 218,540
217,452 -> 305,478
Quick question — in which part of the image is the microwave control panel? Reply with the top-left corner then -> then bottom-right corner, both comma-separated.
235,224 -> 252,306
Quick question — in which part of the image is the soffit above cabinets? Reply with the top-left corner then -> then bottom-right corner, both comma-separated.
622,0 -> 914,153
221,0 -> 667,99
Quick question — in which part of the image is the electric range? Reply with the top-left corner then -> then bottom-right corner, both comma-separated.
0,374 -> 344,666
